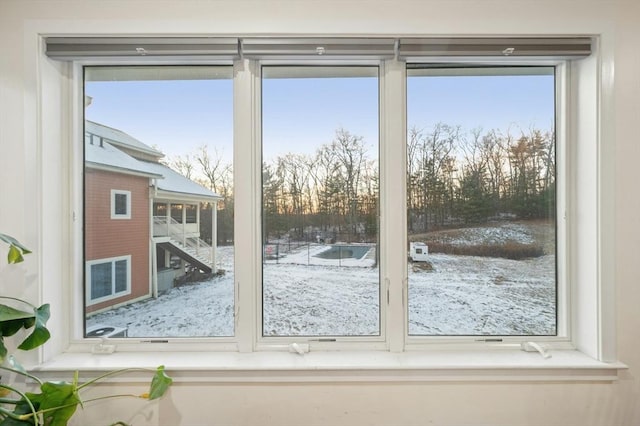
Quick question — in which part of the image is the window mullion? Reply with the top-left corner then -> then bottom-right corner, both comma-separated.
233,59 -> 261,352
381,59 -> 407,352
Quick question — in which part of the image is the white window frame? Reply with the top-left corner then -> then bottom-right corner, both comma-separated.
28,34 -> 623,381
256,62 -> 387,350
110,189 -> 131,219
402,62 -> 570,349
85,255 -> 132,306
78,58 -> 570,351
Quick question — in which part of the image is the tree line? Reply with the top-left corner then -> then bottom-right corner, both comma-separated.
167,123 -> 555,244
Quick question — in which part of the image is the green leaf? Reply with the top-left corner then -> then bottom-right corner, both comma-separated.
7,356 -> 27,376
0,305 -> 34,323
0,398 -> 38,425
0,339 -> 7,363
6,246 -> 24,265
28,381 -> 80,426
0,417 -> 35,426
17,327 -> 50,352
148,365 -> 173,400
34,304 -> 50,324
1,319 -> 30,338
0,234 -> 31,265
17,304 -> 50,351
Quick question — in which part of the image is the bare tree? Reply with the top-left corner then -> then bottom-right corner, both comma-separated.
196,145 -> 231,194
331,128 -> 369,240
167,154 -> 195,179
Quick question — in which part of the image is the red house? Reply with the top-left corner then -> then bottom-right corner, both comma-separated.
84,121 -> 222,314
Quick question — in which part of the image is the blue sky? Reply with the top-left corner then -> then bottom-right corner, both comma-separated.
262,75 -> 379,159
407,73 -> 555,136
85,67 -> 555,165
85,79 -> 234,162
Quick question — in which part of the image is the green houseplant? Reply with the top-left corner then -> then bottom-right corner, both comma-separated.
0,233 -> 172,426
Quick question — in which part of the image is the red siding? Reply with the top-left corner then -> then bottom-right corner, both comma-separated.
85,169 -> 150,313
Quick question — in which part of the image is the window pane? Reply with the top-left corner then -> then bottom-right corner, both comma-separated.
114,259 -> 128,293
406,66 -> 557,336
114,193 -> 128,215
84,66 -> 234,337
262,66 -> 380,337
90,263 -> 112,299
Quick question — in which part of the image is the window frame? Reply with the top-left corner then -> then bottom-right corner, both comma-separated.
110,189 -> 131,219
85,254 -> 132,306
57,43 -> 607,364
257,63 -> 385,346
402,62 -> 570,348
76,57 -> 570,350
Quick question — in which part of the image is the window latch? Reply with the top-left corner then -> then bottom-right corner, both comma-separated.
92,337 -> 116,354
520,341 -> 552,359
289,342 -> 310,355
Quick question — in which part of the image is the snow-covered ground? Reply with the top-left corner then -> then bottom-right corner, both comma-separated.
87,222 -> 556,338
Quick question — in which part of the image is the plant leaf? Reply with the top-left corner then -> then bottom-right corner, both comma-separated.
0,234 -> 31,254
0,338 -> 7,362
17,327 -> 50,352
0,234 -> 31,265
148,365 -> 172,400
0,396 -> 40,426
0,305 -> 36,346
0,319 -> 30,338
17,304 -> 50,351
8,355 -> 27,375
28,381 -> 80,426
0,305 -> 34,323
6,246 -> 24,265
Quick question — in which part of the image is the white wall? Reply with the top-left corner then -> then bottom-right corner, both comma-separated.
0,1 -> 638,425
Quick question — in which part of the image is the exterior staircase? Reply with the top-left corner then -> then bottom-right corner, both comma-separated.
154,216 -> 215,274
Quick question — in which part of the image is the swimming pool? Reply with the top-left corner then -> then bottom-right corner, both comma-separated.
315,245 -> 373,260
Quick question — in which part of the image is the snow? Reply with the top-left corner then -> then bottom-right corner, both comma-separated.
87,222 -> 556,338
426,222 -> 538,246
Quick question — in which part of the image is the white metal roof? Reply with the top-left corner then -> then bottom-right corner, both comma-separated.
85,134 -> 162,178
140,160 -> 222,201
86,121 -> 164,159
85,122 -> 221,201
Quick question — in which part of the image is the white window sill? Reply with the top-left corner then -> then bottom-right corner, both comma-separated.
32,350 -> 626,383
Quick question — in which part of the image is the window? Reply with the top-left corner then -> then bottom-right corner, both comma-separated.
86,256 -> 131,305
54,37 -> 602,357
406,66 -> 558,337
83,65 -> 234,337
110,190 -> 131,219
261,66 -> 380,337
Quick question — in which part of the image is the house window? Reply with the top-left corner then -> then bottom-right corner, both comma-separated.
261,66 -> 380,337
406,66 -> 558,336
83,65 -> 235,337
111,190 -> 131,219
65,38 -> 595,351
86,256 -> 131,305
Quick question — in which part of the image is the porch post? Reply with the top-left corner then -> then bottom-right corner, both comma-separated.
165,203 -> 170,236
211,201 -> 217,273
196,206 -> 201,256
182,203 -> 186,246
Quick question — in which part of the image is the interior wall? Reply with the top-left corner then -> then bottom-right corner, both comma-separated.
0,1 -> 638,425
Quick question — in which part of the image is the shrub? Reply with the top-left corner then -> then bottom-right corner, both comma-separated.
426,241 -> 545,260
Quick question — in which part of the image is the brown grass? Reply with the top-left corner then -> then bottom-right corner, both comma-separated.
425,241 -> 545,260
